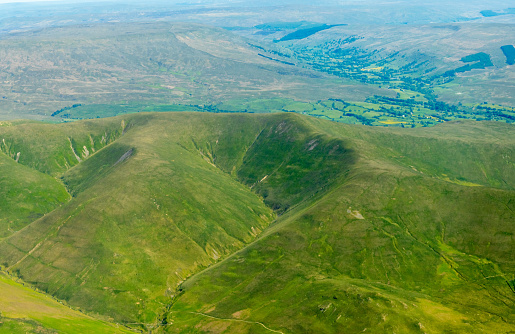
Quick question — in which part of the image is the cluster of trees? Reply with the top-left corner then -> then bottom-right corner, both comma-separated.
51,104 -> 82,117
367,95 -> 423,107
443,52 -> 493,77
501,45 -> 515,65
476,105 -> 515,121
342,112 -> 373,125
277,24 -> 344,42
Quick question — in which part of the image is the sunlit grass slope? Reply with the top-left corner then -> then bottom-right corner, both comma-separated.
0,117 -> 130,240
0,113 -> 513,333
0,272 -> 132,333
0,118 -> 128,176
0,114 -> 277,329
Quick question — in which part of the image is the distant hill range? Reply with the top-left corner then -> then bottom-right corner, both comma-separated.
1,21 -> 515,124
0,22 -> 383,121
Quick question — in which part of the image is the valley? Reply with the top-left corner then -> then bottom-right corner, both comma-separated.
0,112 -> 513,333
0,19 -> 514,129
0,1 -> 513,333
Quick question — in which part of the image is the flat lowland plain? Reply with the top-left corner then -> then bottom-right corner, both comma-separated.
0,112 -> 513,333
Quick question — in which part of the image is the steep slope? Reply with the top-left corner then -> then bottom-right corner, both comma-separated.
0,118 -> 128,176
0,113 -> 513,333
0,113 -> 355,331
161,117 -> 515,333
0,114 -> 270,328
0,153 -> 69,241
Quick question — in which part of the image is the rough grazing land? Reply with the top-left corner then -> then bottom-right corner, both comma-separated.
0,112 -> 513,333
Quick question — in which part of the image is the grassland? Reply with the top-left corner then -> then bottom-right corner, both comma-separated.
0,113 -> 279,330
159,115 -> 515,333
0,152 -> 69,240
0,3 -> 514,332
0,271 -> 133,333
0,112 -> 512,333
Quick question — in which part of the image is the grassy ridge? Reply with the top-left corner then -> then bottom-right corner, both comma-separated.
161,115 -> 515,333
0,113 -> 280,328
342,120 -> 515,190
0,118 -> 128,176
0,113 -> 512,333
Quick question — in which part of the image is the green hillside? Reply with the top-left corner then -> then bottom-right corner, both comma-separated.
0,272 -> 133,333
0,112 -> 513,333
162,116 -> 515,333
0,151 -> 69,240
